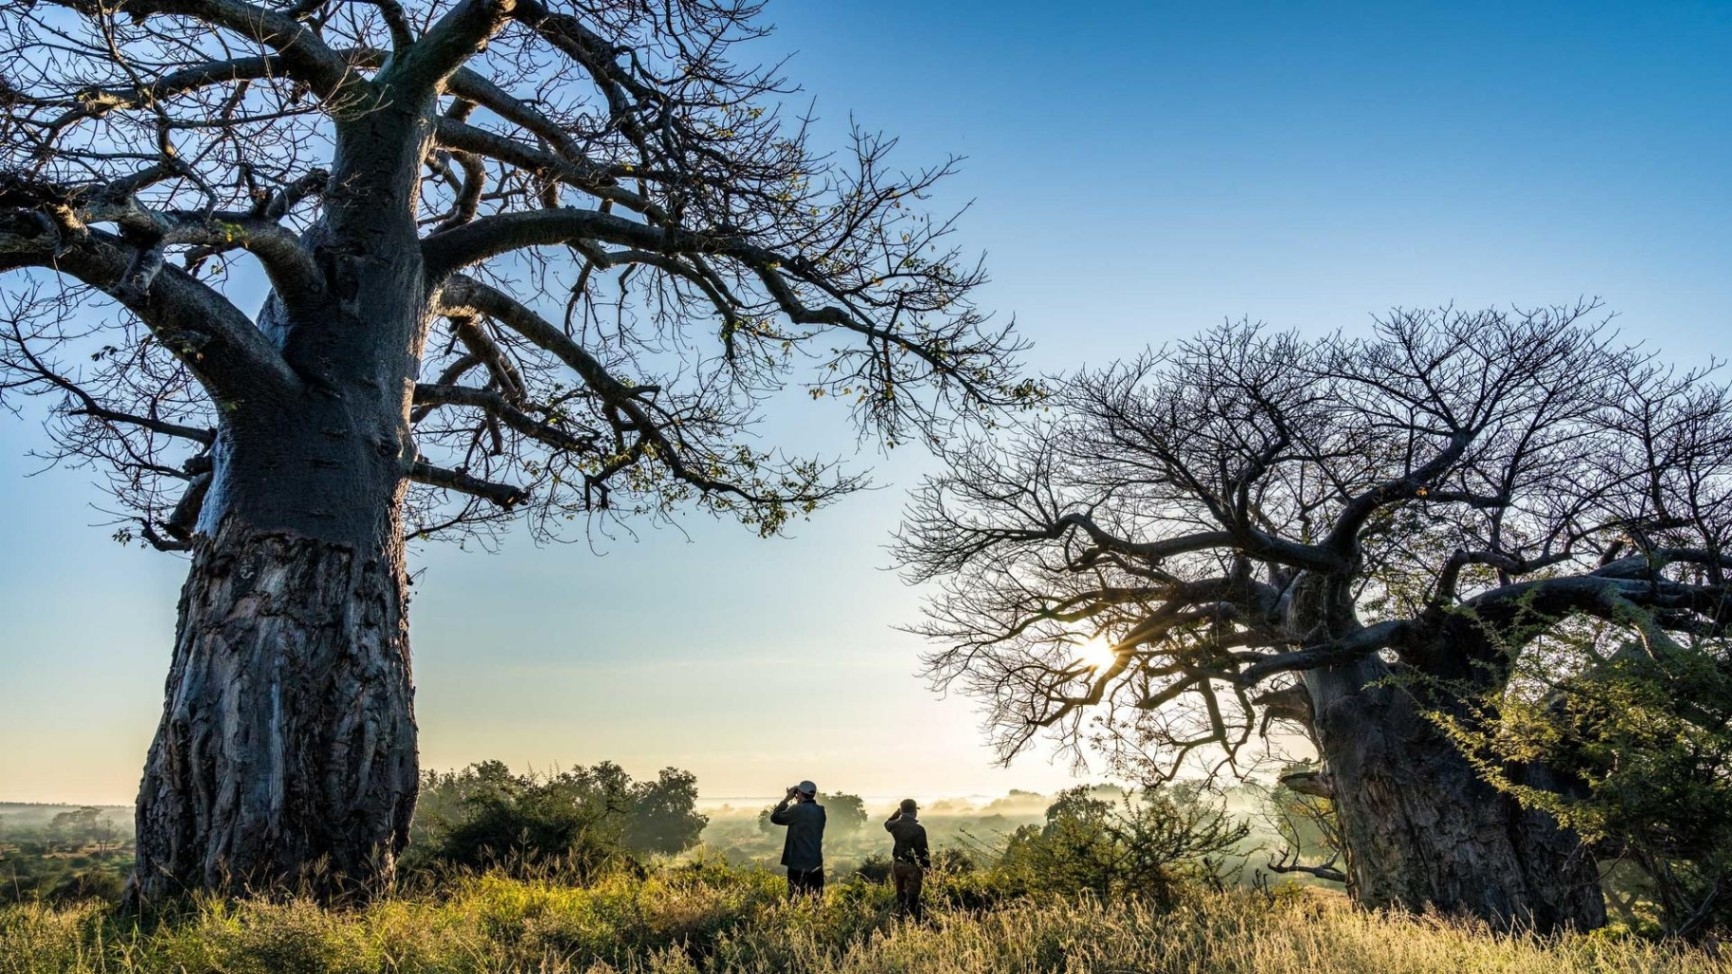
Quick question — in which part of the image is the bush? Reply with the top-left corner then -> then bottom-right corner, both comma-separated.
931,847 -> 977,874
998,784 -> 1250,905
403,760 -> 709,880
45,868 -> 125,906
853,853 -> 893,883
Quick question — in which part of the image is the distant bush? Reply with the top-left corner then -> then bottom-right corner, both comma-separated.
853,853 -> 893,883
403,760 -> 708,879
754,790 -> 869,837
998,784 -> 1250,905
45,868 -> 124,906
822,793 -> 870,835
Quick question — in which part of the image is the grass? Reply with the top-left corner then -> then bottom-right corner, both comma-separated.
2,862 -> 1726,974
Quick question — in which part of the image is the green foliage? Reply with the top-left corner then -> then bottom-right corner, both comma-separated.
404,761 -> 709,879
1436,629 -> 1732,939
997,785 -> 1250,905
622,769 -> 708,856
852,852 -> 893,883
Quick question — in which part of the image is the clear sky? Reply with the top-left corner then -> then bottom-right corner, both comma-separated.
2,0 -> 1729,805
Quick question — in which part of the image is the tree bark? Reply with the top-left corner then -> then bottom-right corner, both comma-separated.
130,513 -> 417,901
1305,658 -> 1607,932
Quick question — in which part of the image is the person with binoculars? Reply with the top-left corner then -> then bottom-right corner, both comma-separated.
884,798 -> 931,921
768,780 -> 827,897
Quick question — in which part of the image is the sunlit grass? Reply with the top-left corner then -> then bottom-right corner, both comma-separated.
2,866 -> 1726,974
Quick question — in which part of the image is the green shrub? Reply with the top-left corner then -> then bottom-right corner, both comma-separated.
852,853 -> 893,883
45,868 -> 124,907
997,784 -> 1249,905
403,760 -> 709,880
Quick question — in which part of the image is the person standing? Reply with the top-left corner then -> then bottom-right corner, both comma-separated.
884,798 -> 931,921
770,780 -> 827,897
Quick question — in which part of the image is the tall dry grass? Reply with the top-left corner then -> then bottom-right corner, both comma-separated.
2,864 -> 1725,974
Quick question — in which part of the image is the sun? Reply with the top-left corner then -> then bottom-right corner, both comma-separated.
1075,635 -> 1119,672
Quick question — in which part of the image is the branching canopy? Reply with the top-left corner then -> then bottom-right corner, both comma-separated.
0,0 -> 1033,546
897,306 -> 1732,779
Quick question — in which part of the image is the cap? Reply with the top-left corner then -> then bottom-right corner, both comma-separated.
796,780 -> 817,796
898,798 -> 918,813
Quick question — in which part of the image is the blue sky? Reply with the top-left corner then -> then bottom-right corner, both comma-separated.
2,1 -> 1729,805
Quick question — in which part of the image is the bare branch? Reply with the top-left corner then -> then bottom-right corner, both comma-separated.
413,381 -> 597,453
1235,621 -> 1410,685
68,405 -> 213,445
2,0 -> 1027,549
47,0 -> 364,101
407,458 -> 525,508
1,219 -> 299,402
1267,846 -> 1347,884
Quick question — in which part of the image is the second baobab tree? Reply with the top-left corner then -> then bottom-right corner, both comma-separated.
0,0 -> 1030,899
899,306 -> 1732,932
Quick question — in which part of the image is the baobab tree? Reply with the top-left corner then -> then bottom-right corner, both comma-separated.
0,0 -> 1030,899
898,306 -> 1732,931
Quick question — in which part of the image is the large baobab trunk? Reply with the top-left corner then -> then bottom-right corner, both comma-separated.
131,516 -> 418,900
131,102 -> 436,902
1304,659 -> 1606,932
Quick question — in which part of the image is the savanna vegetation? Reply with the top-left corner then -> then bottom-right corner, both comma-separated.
7,771 -> 1729,974
11,873 -> 1730,974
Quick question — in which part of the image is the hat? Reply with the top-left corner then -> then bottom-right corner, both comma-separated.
898,798 -> 918,813
796,780 -> 817,796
